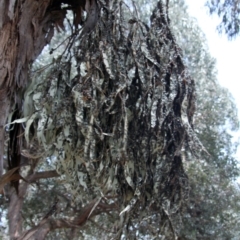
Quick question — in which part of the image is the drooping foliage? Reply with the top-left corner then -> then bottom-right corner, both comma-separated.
132,0 -> 240,239
170,0 -> 239,177
19,0 -> 200,237
0,0 -> 239,239
206,0 -> 240,38
169,0 -> 240,238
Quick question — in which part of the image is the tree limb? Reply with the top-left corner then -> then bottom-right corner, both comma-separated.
18,199 -> 118,240
28,170 -> 60,183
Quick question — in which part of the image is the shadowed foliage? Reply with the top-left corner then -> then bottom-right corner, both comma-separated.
16,0 -> 200,238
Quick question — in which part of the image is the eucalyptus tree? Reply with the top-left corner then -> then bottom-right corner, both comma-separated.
170,0 -> 240,238
133,0 -> 240,239
0,0 -> 200,239
1,0 -> 239,239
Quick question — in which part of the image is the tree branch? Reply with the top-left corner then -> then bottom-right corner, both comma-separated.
28,170 -> 60,183
18,199 -> 118,240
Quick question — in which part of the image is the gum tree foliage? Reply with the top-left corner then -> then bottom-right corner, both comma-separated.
133,0 -> 240,239
206,0 -> 240,38
23,1 -> 197,238
169,1 -> 240,239
169,0 -> 239,176
0,0 -> 202,239
0,0 -> 238,239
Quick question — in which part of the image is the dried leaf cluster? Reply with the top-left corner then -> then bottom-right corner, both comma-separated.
20,0 -> 200,237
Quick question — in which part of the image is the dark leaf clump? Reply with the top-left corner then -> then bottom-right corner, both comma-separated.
23,0 -> 199,237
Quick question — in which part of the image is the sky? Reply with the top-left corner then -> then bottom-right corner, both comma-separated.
185,0 -> 240,160
185,0 -> 240,116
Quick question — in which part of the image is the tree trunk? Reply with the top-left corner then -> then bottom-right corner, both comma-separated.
0,1 -> 55,236
0,1 -> 98,238
8,182 -> 28,239
0,0 -> 102,239
0,0 -> 55,176
7,169 -> 60,239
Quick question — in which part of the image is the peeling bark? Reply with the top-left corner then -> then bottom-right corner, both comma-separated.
0,0 -> 97,238
0,0 -> 106,239
0,0 -> 55,177
0,2 -> 56,235
0,0 -> 55,99
0,0 -> 87,175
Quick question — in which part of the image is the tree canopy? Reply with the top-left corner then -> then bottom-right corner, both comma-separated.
206,0 -> 240,38
0,0 -> 239,239
168,0 -> 240,238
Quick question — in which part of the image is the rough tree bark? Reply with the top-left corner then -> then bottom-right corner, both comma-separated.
0,0 -> 53,175
0,0 -> 86,238
0,1 -> 57,238
0,0 -> 86,175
